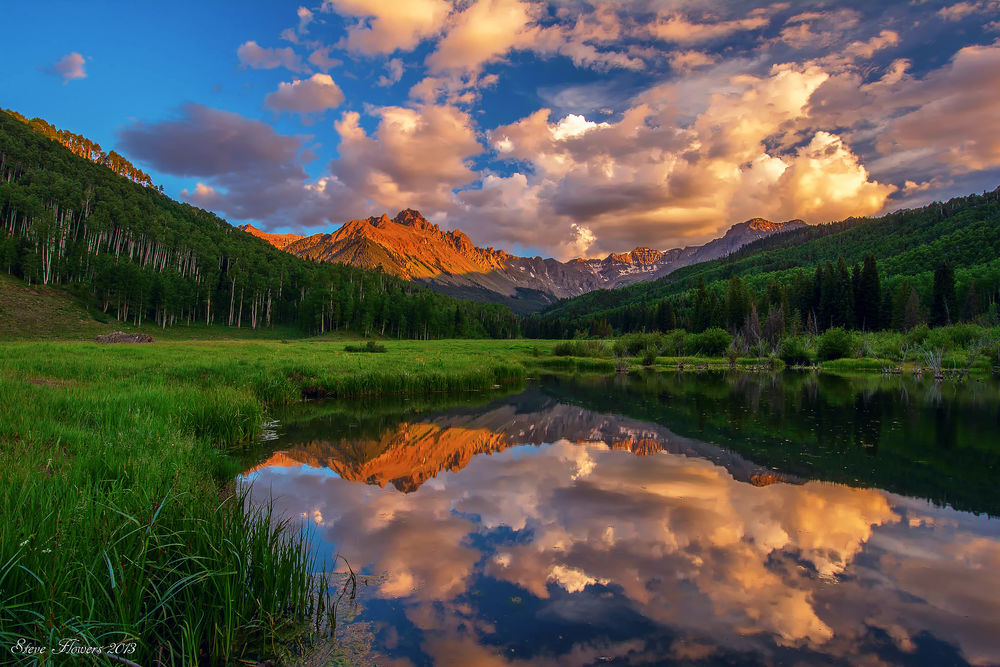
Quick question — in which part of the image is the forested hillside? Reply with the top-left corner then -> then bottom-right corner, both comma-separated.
526,188 -> 1000,338
0,110 -> 519,338
2,108 -> 157,188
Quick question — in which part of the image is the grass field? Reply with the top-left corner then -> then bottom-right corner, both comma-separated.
0,338 -> 538,664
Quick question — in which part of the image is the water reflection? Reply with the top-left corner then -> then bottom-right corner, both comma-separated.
241,375 -> 1000,666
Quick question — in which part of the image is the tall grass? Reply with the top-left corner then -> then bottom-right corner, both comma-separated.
0,338 -> 535,663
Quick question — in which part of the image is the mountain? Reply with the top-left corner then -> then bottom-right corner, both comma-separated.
0,108 -> 519,339
236,224 -> 304,250
249,209 -> 807,314
526,187 -> 1000,337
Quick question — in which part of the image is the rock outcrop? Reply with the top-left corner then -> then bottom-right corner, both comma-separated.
240,210 -> 808,313
95,331 -> 154,344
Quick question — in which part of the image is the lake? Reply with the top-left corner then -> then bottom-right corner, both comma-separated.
239,372 -> 1000,666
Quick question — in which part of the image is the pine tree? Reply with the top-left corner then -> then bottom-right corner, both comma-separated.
856,254 -> 881,330
835,257 -> 855,329
655,299 -> 676,331
725,276 -> 749,332
904,287 -> 923,330
692,278 -> 712,333
931,260 -> 957,326
961,282 -> 979,322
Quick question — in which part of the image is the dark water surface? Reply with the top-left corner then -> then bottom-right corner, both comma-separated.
240,373 -> 1000,666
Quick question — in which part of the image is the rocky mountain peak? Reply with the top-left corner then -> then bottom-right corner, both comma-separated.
604,247 -> 664,265
393,208 -> 438,232
744,217 -> 777,232
249,208 -> 809,314
628,247 -> 664,264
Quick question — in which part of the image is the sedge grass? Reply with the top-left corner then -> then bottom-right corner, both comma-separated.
0,338 -> 536,664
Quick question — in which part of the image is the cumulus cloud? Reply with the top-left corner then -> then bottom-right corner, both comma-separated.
880,41 -> 1000,173
668,49 -> 718,72
264,73 -> 345,113
321,0 -> 452,54
237,41 -> 307,73
331,103 -> 482,215
296,5 -> 314,33
376,57 -> 404,87
426,0 -> 539,73
118,103 -> 361,228
43,52 -> 86,83
215,1 -> 1000,256
307,46 -> 341,72
471,61 -> 894,257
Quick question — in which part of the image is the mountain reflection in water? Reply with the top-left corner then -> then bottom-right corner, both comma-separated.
240,375 -> 1000,666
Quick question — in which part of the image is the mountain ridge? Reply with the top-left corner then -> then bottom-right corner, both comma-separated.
243,210 -> 807,313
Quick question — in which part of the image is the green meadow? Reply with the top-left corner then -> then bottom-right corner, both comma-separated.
1,321 -> 996,663
0,338 -> 534,664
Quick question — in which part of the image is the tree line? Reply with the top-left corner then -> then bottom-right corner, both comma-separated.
2,108 -> 158,189
526,187 -> 1000,339
0,110 -> 519,338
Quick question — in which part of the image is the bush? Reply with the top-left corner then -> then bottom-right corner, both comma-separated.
817,327 -> 856,361
926,323 -> 985,350
779,336 -> 813,365
686,328 -> 732,356
615,333 -> 666,356
345,341 -> 387,353
641,346 -> 659,366
552,340 -> 610,357
661,329 -> 687,356
905,323 -> 930,346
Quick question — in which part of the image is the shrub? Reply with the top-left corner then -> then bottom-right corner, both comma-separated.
641,346 -> 659,366
345,341 -> 387,353
661,329 -> 687,356
616,333 -> 666,356
779,336 -> 813,365
817,327 -> 856,361
905,323 -> 930,345
687,328 -> 732,356
926,323 -> 984,350
552,340 -> 610,357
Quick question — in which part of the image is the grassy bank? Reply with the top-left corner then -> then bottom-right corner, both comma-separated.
539,326 -> 1000,378
0,339 -> 533,664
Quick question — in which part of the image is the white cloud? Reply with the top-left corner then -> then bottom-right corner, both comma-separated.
296,5 -> 314,33
332,104 -> 483,214
44,52 -> 86,83
426,0 -> 539,73
377,58 -> 404,87
236,41 -> 307,73
265,73 -> 346,114
649,12 -> 770,44
470,61 -> 894,256
668,49 -> 718,72
308,46 -> 341,72
938,1 -> 998,21
321,0 -> 452,54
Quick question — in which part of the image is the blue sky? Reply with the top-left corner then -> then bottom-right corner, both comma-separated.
4,0 -> 1000,258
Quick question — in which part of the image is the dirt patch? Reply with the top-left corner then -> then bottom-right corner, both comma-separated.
96,331 -> 155,344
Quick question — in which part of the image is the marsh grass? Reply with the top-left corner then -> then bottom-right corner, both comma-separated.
0,339 -> 534,664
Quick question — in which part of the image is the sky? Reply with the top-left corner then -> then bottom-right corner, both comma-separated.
4,0 -> 1000,259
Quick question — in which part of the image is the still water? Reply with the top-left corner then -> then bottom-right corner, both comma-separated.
240,373 -> 1000,666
